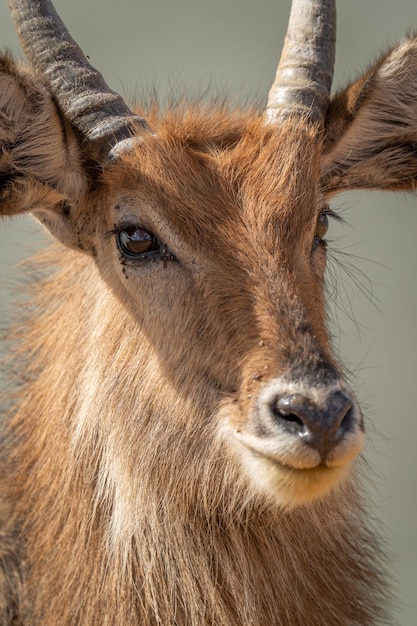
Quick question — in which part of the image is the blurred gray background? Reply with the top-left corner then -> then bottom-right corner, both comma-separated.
0,0 -> 416,622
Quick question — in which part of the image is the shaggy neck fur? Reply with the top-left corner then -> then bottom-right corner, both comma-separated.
0,248 -> 389,626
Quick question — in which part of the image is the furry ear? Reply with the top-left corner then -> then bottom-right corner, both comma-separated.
321,38 -> 417,196
0,54 -> 95,253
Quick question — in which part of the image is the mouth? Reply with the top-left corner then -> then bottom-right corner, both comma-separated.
234,437 -> 355,506
221,412 -> 364,507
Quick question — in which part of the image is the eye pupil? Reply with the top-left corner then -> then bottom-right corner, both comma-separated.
118,228 -> 157,256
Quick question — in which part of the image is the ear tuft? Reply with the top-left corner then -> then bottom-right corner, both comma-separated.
0,176 -> 66,218
322,38 -> 417,195
0,53 -> 95,253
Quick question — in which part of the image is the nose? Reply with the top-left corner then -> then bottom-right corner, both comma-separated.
270,390 -> 355,460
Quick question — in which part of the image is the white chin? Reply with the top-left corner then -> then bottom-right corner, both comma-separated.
243,451 -> 353,507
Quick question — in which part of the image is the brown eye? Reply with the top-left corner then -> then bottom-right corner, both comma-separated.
315,212 -> 329,240
117,227 -> 159,257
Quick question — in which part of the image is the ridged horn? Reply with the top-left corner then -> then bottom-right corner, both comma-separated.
265,0 -> 336,126
7,0 -> 151,162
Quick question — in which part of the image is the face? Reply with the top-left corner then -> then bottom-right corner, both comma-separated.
94,113 -> 364,507
2,0 -> 414,518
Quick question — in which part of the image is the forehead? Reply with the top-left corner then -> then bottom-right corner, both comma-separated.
105,108 -> 322,249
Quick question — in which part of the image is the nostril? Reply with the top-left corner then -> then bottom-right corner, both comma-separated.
272,396 -> 313,434
277,411 -> 304,427
269,390 -> 355,457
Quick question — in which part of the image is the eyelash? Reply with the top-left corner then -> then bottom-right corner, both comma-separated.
323,208 -> 342,222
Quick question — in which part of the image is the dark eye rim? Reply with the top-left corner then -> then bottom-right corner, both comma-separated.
313,206 -> 341,250
116,226 -> 160,259
105,223 -> 176,266
313,235 -> 328,250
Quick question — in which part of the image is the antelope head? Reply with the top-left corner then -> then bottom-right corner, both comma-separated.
3,0 -> 416,508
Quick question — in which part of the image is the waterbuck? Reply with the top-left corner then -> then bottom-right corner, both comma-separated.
0,0 -> 416,624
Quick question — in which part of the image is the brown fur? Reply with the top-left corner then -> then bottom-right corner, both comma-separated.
0,244 -> 388,626
2,27 -> 417,626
